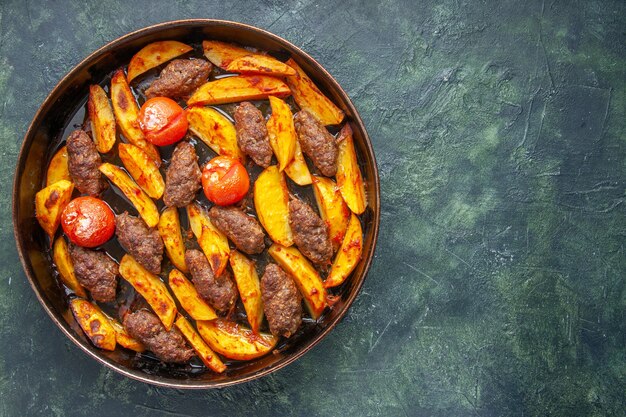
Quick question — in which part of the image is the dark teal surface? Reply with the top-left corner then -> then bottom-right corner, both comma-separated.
1,0 -> 625,416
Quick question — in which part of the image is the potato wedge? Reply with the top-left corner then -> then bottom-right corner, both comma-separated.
203,40 -> 296,76
99,163 -> 159,227
336,124 -> 367,214
35,180 -> 74,241
324,213 -> 363,288
312,176 -> 350,251
118,143 -> 165,199
202,40 -> 250,68
88,85 -> 116,153
197,319 -> 277,361
285,58 -> 344,126
254,166 -> 293,246
268,244 -> 327,319
46,146 -> 71,187
119,254 -> 177,330
107,315 -> 146,352
187,75 -> 290,107
168,268 -> 217,321
158,207 -> 187,273
186,203 -> 230,276
187,107 -> 245,163
69,298 -> 116,351
127,40 -> 193,83
229,251 -> 263,334
110,69 -> 161,166
267,96 -> 296,171
52,237 -> 87,298
175,315 -> 226,373
284,138 -> 312,186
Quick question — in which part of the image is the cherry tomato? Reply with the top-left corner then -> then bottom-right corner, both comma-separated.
138,97 -> 188,146
202,156 -> 250,206
61,197 -> 116,247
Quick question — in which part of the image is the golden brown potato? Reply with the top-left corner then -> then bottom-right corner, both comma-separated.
168,268 -> 217,321
52,237 -> 87,298
158,207 -> 187,273
268,244 -> 327,319
187,106 -> 245,163
46,146 -> 71,187
187,75 -> 290,106
88,85 -> 116,153
254,165 -> 293,247
284,139 -> 312,186
336,124 -> 367,214
186,202 -> 230,276
99,163 -> 159,227
35,179 -> 74,241
175,315 -> 226,373
107,315 -> 146,352
267,96 -> 296,171
229,251 -> 264,334
285,58 -> 345,126
119,254 -> 177,330
312,176 -> 350,251
127,40 -> 193,82
324,213 -> 363,288
69,298 -> 116,351
196,319 -> 277,361
118,143 -> 165,199
202,40 -> 250,68
203,40 -> 295,76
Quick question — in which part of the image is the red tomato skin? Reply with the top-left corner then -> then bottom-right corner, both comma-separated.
202,156 -> 250,206
61,197 -> 116,247
139,97 -> 188,146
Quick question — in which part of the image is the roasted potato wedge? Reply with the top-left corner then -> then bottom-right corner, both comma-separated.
187,202 -> 230,276
187,106 -> 245,163
229,251 -> 264,334
52,237 -> 87,298
110,69 -> 161,166
187,75 -> 290,107
158,207 -> 187,273
285,58 -> 344,126
203,40 -> 296,76
107,315 -> 146,352
284,139 -> 312,186
127,40 -> 193,83
197,319 -> 277,361
202,40 -> 250,68
312,176 -> 350,251
46,146 -> 71,186
69,298 -> 116,351
267,96 -> 296,171
119,254 -> 177,330
324,213 -> 363,288
88,85 -> 116,153
336,124 -> 367,214
118,143 -> 165,199
175,315 -> 226,373
268,244 -> 327,319
99,163 -> 159,227
254,165 -> 293,246
168,268 -> 217,321
35,179 -> 74,241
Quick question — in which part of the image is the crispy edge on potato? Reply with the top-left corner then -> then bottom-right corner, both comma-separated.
186,202 -> 230,276
69,298 -> 117,351
175,315 -> 226,373
285,58 -> 345,126
312,176 -> 350,251
107,315 -> 146,352
324,213 -> 363,288
35,179 -> 74,241
46,146 -> 71,187
284,138 -> 312,186
118,143 -> 165,199
254,165 -> 294,247
336,124 -> 367,215
196,319 -> 277,361
267,96 -> 296,172
229,250 -> 264,334
187,75 -> 290,107
127,40 -> 193,83
99,163 -> 160,228
119,254 -> 177,330
268,244 -> 327,320
187,106 -> 245,163
202,40 -> 251,69
52,237 -> 87,298
168,268 -> 217,321
203,40 -> 296,76
88,84 -> 116,154
158,207 -> 188,273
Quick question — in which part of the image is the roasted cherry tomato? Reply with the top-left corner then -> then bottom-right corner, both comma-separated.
138,97 -> 188,146
202,156 -> 250,206
61,197 -> 116,247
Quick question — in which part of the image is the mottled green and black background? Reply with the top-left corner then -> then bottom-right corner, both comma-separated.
1,0 -> 625,416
